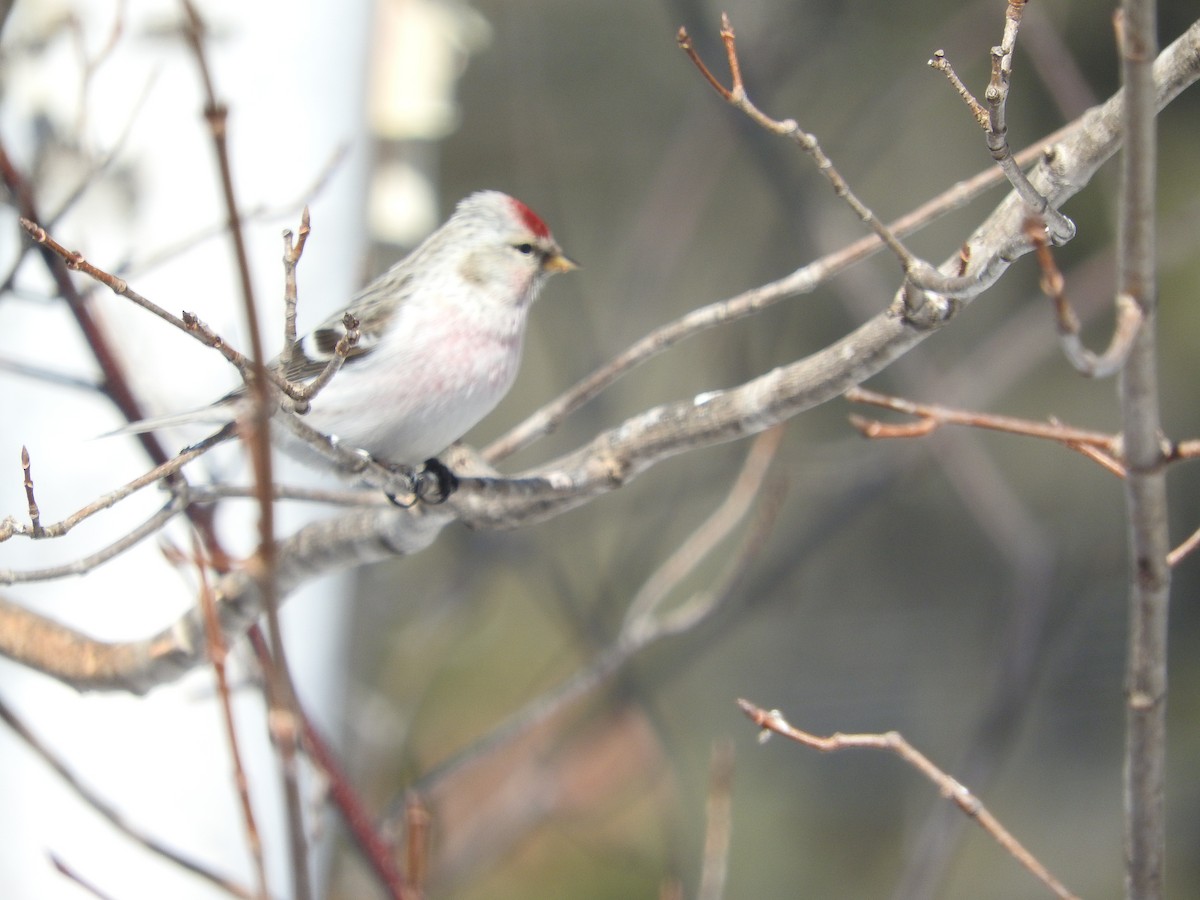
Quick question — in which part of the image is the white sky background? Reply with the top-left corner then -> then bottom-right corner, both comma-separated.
0,1 -> 404,896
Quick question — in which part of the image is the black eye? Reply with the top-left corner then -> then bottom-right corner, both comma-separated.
514,242 -> 535,255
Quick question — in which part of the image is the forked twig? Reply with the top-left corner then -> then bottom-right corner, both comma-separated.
737,700 -> 1080,900
279,207 -> 312,372
19,215 -> 357,406
930,1 -> 1075,244
846,386 -> 1200,566
486,113 -> 1100,463
846,385 -> 1125,469
0,434 -> 222,550
1,492 -> 189,585
677,15 -> 922,277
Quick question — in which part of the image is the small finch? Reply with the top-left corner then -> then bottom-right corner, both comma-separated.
124,191 -> 575,490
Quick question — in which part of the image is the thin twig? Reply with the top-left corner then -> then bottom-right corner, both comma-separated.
1024,216 -> 1142,376
621,425 -> 784,643
179,4 -> 310,898
412,429 -> 783,798
737,700 -> 1079,900
195,536 -> 269,899
20,446 -> 41,538
846,386 -> 1123,458
0,696 -> 256,898
678,15 -> 920,274
286,314 -> 360,407
245,628 -> 412,900
0,436 -> 220,547
928,50 -> 988,127
1113,3 -> 1169,896
70,0 -> 127,138
18,216 -> 263,386
186,481 -> 385,507
1167,523 -> 1200,568
279,207 -> 311,374
404,794 -> 430,898
929,6 -> 1076,246
19,214 -> 353,404
49,854 -> 117,900
19,217 -> 192,334
697,741 -> 734,900
489,43 -> 1107,463
1,492 -> 189,585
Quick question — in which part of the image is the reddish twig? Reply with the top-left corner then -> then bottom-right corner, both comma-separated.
20,213 -> 357,406
20,446 -> 41,538
179,4 -> 308,898
246,627 -> 411,900
404,794 -> 430,898
737,699 -> 1079,900
928,49 -> 988,127
1167,524 -> 1200,568
1024,216 -> 1142,377
195,536 -> 269,899
846,386 -> 1126,468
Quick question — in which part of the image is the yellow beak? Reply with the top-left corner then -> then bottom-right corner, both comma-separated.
543,249 -> 579,274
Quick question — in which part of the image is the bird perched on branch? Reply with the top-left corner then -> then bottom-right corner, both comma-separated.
120,190 -> 576,499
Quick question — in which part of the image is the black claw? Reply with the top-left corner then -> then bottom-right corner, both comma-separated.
376,457 -> 458,506
416,458 -> 459,504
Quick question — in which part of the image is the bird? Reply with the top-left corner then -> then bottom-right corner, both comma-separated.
121,190 -> 576,497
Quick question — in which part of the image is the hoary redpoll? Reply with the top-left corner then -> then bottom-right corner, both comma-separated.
124,191 -> 575,491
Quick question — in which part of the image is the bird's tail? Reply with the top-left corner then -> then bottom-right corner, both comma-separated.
103,405 -> 236,439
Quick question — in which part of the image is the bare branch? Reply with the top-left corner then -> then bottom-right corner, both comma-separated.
179,4 -> 309,896
0,436 -> 220,550
737,700 -> 1080,900
490,18 -> 1200,462
0,695 -> 256,898
928,49 -> 989,127
1025,216 -> 1142,376
846,387 -> 1120,453
20,446 -> 41,538
0,492 -> 188,584
3,13 -> 1198,708
697,741 -> 734,900
678,15 -> 920,276
276,634 -> 411,900
410,430 -> 782,798
278,207 -> 311,373
934,3 -> 1076,244
195,538 -> 269,899
1114,3 -> 1169,898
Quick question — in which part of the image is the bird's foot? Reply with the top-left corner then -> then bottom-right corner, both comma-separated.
383,458 -> 459,507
